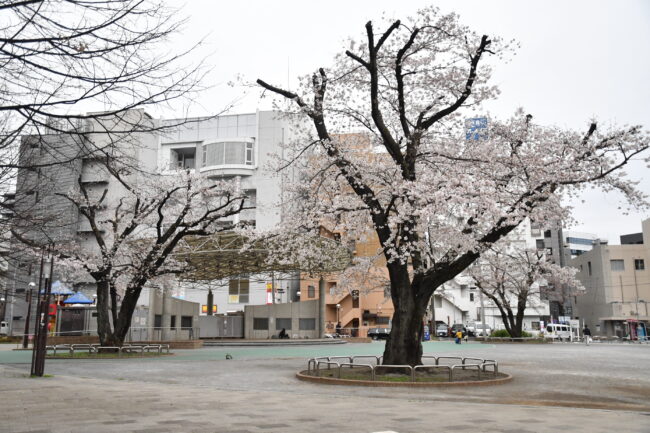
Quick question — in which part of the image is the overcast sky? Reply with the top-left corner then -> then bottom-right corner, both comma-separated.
170,0 -> 650,243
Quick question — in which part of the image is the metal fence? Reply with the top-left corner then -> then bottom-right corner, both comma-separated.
306,354 -> 499,382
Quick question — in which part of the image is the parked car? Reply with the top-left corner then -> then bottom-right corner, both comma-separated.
0,321 -> 8,336
450,324 -> 467,337
468,323 -> 492,337
367,327 -> 391,340
545,323 -> 571,341
436,324 -> 449,337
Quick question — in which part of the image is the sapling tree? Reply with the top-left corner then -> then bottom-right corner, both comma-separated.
468,244 -> 584,338
257,7 -> 649,365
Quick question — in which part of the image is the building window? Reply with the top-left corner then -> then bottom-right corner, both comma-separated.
276,318 -> 292,330
154,314 -> 162,329
536,239 -> 545,250
470,293 -> 474,302
307,285 -> 315,298
229,277 -> 249,303
588,261 -> 592,276
376,316 -> 390,325
170,147 -> 196,170
635,259 -> 645,270
203,141 -> 255,167
170,315 -> 176,328
202,144 -> 207,166
567,237 -> 596,246
181,316 -> 193,328
352,290 -> 359,308
610,260 -> 625,272
253,318 -> 268,330
299,318 -> 316,330
245,142 -> 254,165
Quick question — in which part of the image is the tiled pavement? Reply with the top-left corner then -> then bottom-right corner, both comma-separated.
1,342 -> 650,432
1,367 -> 649,433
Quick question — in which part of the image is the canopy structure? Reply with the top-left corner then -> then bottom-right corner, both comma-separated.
63,292 -> 93,304
176,231 -> 352,282
41,280 -> 74,295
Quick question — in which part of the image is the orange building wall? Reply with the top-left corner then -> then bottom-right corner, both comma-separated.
299,232 -> 394,337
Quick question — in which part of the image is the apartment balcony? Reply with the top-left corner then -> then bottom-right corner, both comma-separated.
199,139 -> 256,178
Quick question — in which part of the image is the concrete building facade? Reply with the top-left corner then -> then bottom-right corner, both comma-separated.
3,110 -> 297,338
157,111 -> 300,315
571,219 -> 650,338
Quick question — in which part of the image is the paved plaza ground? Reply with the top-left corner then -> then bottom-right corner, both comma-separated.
1,340 -> 649,432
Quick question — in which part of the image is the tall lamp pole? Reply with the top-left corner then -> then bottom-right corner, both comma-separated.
22,282 -> 35,349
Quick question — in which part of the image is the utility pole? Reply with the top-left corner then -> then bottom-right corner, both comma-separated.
32,248 -> 53,377
633,264 -> 640,317
0,288 -> 7,323
430,293 -> 436,332
22,288 -> 33,349
479,288 -> 487,342
30,249 -> 45,376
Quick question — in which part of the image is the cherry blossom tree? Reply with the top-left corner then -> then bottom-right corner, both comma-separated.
51,167 -> 247,346
257,7 -> 649,365
468,244 -> 583,338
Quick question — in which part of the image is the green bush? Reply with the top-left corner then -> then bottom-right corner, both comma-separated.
489,329 -> 533,338
490,329 -> 510,337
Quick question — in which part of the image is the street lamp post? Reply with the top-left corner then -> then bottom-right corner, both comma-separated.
0,295 -> 5,323
22,282 -> 35,349
336,303 -> 341,323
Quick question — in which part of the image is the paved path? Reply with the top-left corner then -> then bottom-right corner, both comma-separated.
1,341 -> 649,432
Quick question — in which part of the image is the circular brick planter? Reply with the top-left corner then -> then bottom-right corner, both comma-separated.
296,370 -> 512,387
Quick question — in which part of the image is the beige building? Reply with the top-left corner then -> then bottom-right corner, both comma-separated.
571,219 -> 650,338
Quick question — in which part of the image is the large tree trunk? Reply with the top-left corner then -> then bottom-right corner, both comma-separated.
95,278 -> 117,346
509,290 -> 529,338
95,276 -> 144,347
382,267 -> 427,366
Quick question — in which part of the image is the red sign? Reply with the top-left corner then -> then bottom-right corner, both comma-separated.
48,303 -> 57,316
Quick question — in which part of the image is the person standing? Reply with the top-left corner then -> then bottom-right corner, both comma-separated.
583,325 -> 592,345
455,330 -> 463,344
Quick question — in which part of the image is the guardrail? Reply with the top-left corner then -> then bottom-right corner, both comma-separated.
45,344 -> 170,356
306,354 -> 499,382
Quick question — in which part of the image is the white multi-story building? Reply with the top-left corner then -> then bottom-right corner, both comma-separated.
156,111 -> 299,314
429,219 -> 551,333
4,110 -> 297,335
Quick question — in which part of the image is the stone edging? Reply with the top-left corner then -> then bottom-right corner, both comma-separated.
295,370 -> 512,387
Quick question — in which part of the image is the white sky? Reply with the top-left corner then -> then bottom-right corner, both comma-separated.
170,0 -> 650,243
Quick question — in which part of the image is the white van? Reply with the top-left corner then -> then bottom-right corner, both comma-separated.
468,323 -> 492,337
545,323 -> 571,341
0,321 -> 8,336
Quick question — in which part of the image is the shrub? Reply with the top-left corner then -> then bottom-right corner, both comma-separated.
489,329 -> 533,338
490,329 -> 510,338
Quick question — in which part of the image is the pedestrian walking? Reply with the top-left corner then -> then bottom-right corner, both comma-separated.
455,330 -> 463,344
583,325 -> 592,345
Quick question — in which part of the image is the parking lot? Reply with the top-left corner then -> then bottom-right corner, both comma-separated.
1,340 -> 649,432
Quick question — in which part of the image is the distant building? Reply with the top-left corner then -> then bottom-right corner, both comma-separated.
571,219 -> 650,338
543,228 -> 606,266
621,232 -> 643,245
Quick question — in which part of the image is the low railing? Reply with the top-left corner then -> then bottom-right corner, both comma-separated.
45,343 -> 170,356
306,354 -> 499,382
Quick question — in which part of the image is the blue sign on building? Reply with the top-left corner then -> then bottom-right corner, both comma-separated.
465,117 -> 488,141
